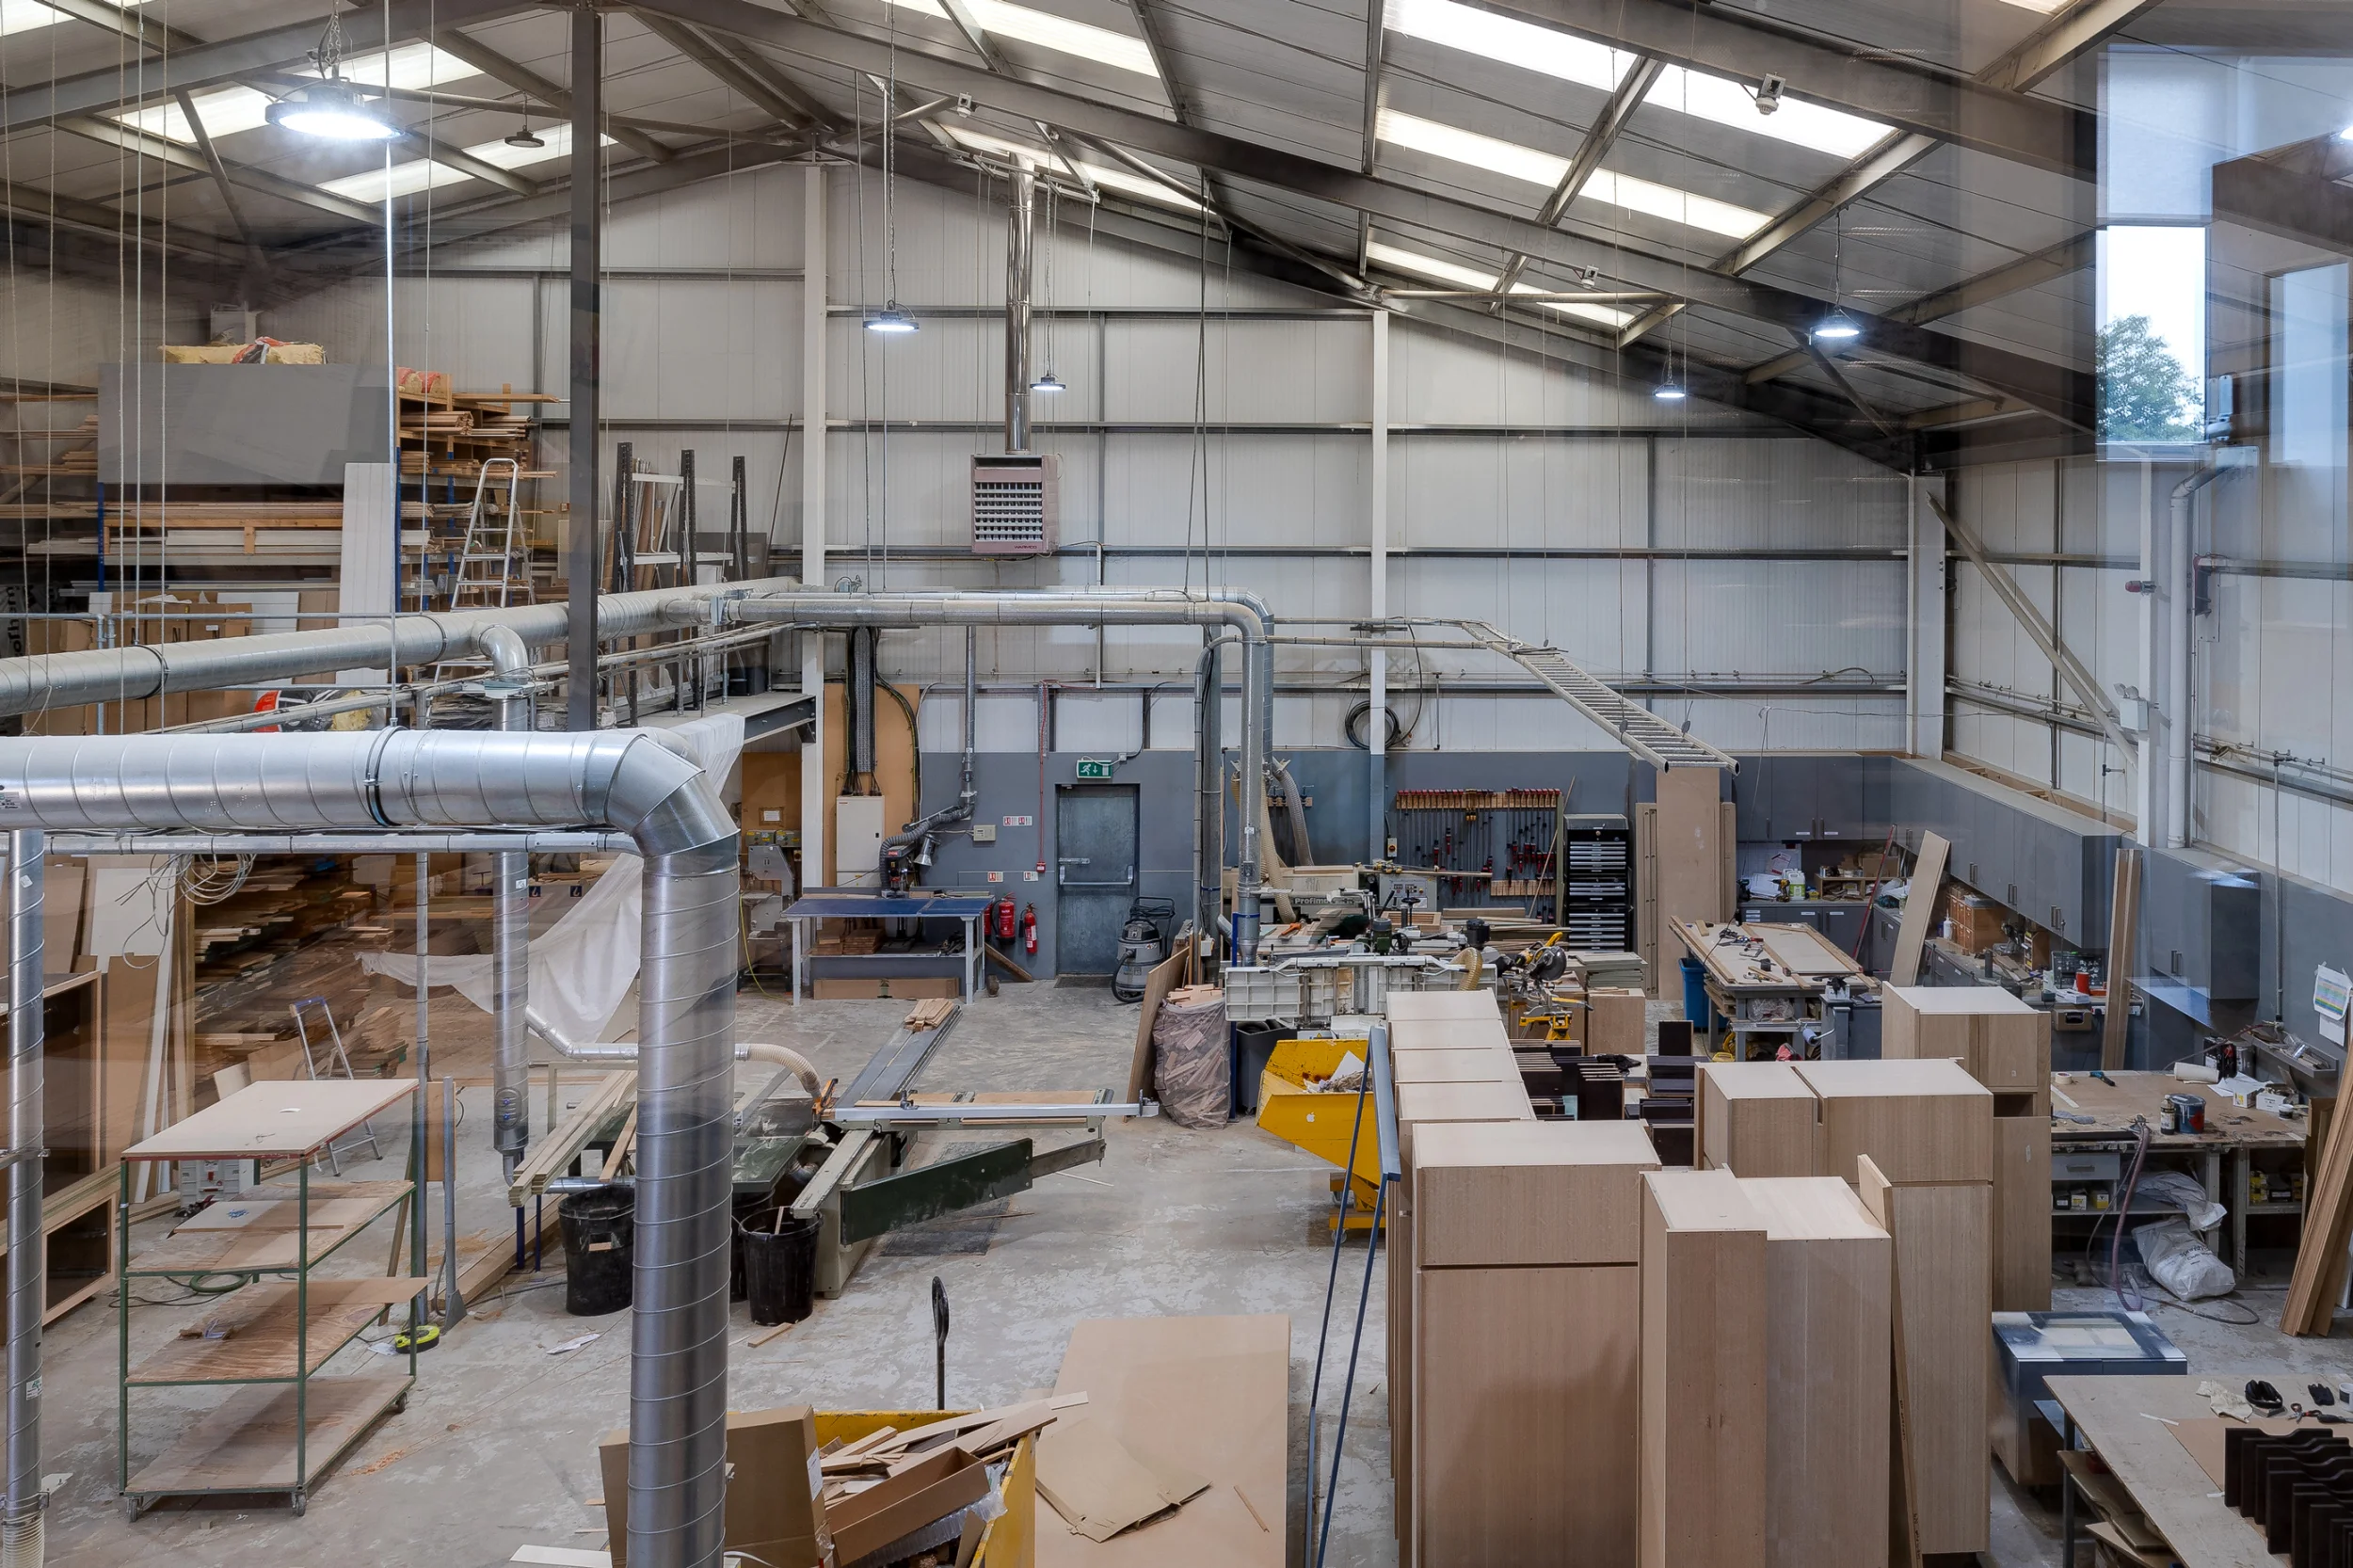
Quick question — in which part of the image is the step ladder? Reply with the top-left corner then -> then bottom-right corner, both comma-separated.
291,997 -> 383,1176
444,457 -> 528,612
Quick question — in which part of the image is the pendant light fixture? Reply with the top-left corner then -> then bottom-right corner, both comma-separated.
266,7 -> 397,141
1813,209 -> 1862,345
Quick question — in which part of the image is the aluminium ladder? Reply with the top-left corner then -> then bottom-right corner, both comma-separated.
443,457 -> 528,611
290,997 -> 382,1176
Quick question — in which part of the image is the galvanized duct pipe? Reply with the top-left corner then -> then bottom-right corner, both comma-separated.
0,577 -> 801,721
0,731 -> 739,1568
4,833 -> 41,1568
882,628 -> 979,871
845,628 -> 879,792
691,588 -> 1274,963
1006,158 -> 1035,454
525,1006 -> 822,1102
2167,468 -> 2224,850
1193,634 -> 1234,975
483,626 -> 537,1171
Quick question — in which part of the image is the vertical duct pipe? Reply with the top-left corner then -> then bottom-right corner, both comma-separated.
1005,159 -> 1035,455
846,627 -> 877,793
1194,635 -> 1233,973
1367,310 -> 1389,863
566,7 -> 604,731
484,627 -> 536,1169
0,734 -> 737,1568
2166,467 -> 2222,850
3,833 -> 40,1568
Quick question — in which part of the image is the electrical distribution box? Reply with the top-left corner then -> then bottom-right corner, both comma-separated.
835,796 -> 887,888
970,453 -> 1060,555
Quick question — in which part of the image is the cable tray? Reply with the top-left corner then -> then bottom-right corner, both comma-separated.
1450,620 -> 1738,774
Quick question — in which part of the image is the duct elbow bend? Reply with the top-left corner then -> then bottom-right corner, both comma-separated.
600,734 -> 739,868
739,1043 -> 822,1099
473,624 -> 535,680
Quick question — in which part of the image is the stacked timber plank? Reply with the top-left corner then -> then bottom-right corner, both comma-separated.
1881,984 -> 2052,1311
1382,990 -> 1532,1567
1692,1057 -> 1993,1560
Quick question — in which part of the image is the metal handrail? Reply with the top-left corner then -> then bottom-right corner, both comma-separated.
1302,1021 -> 1399,1568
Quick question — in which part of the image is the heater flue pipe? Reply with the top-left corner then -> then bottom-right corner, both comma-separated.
4,834 -> 41,1568
0,731 -> 739,1568
1007,159 -> 1035,454
2167,468 -> 2223,850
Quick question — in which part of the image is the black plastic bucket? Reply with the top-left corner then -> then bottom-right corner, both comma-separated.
740,1210 -> 821,1326
560,1187 -> 635,1316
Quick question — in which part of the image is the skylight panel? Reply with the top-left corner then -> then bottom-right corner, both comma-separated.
944,123 -> 1200,210
1377,110 -> 1769,239
1376,109 -> 1568,189
885,0 -> 1158,78
116,42 -> 477,144
1365,240 -> 1633,328
1385,0 -> 1629,92
1,0 -> 151,38
1580,168 -> 1769,239
321,124 -> 615,203
1643,64 -> 1892,158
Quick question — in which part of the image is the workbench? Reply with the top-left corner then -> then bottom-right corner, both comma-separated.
2047,1374 -> 2285,1568
2048,1070 -> 2306,1273
784,887 -> 995,1002
1672,919 -> 1864,1059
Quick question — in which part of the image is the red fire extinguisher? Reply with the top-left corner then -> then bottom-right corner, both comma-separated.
1021,903 -> 1039,958
993,897 -> 1017,942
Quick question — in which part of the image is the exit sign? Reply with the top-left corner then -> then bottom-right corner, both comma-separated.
1074,759 -> 1116,780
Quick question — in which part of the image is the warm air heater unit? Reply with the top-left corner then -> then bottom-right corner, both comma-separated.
971,453 -> 1059,555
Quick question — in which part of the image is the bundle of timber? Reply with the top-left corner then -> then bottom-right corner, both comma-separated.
1570,950 -> 1647,991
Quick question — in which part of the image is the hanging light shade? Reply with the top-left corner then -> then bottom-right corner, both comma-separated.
1030,371 -> 1065,393
1652,377 -> 1688,402
504,119 -> 545,151
266,77 -> 397,141
863,302 -> 919,335
1812,307 -> 1863,344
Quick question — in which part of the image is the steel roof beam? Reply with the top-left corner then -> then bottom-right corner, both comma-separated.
1468,0 -> 2089,177
1493,54 -> 1661,296
0,0 -> 529,136
427,26 -> 676,166
631,0 -> 2088,425
53,115 -> 386,227
632,11 -> 822,130
37,0 -> 200,54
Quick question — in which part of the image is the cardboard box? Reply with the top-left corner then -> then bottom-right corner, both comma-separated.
1991,1113 -> 2053,1311
1698,1063 -> 1817,1177
1881,984 -> 2050,1111
825,1444 -> 989,1565
1793,1059 -> 1993,1187
1417,1263 -> 1639,1567
1415,1121 -> 1660,1268
599,1406 -> 826,1568
1586,986 -> 1647,1056
1639,1171 -> 1767,1568
1739,1177 -> 1891,1568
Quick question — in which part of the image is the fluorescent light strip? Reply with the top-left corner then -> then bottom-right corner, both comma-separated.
117,42 -> 478,144
1376,109 -> 1769,238
1385,0 -> 1629,91
1365,239 -> 1632,328
1385,0 -> 1890,160
320,122 -> 613,203
886,0 -> 1158,78
943,123 -> 1200,210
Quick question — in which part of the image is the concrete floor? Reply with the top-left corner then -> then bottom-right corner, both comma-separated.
33,983 -> 2350,1567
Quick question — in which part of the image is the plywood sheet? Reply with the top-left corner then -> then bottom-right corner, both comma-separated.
1389,1048 -> 1516,1086
1740,1177 -> 1891,1568
1857,1161 -> 1990,1558
2042,1377 -> 2274,1568
1795,1059 -> 1993,1186
1417,1265 -> 1638,1568
1699,1063 -> 1818,1178
125,1079 -> 414,1160
1640,1170 -> 1767,1568
128,1277 -> 425,1384
1992,1114 -> 2053,1311
1655,768 -> 1726,934
1888,833 -> 1950,987
1386,992 -> 1507,1026
1749,923 -> 1862,978
125,1372 -> 408,1496
1414,1121 -> 1659,1268
1041,1316 -> 1287,1567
